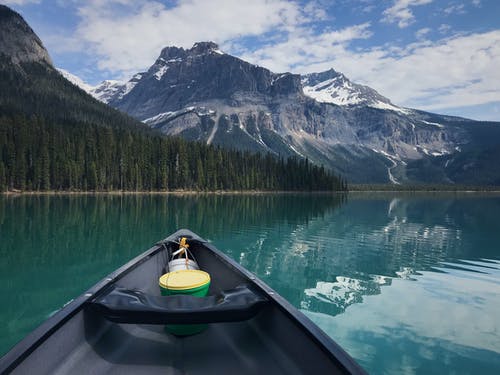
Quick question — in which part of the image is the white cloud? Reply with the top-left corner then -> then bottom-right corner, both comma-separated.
42,34 -> 82,54
415,27 -> 431,40
349,31 -> 500,111
382,0 -> 433,28
444,3 -> 466,15
2,0 -> 40,4
74,0 -> 313,75
362,5 -> 376,13
239,23 -> 373,73
302,1 -> 329,21
438,23 -> 452,34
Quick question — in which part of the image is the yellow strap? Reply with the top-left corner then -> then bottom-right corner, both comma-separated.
179,237 -> 189,249
176,237 -> 189,258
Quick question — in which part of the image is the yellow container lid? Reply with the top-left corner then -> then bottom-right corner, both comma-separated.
159,270 -> 211,291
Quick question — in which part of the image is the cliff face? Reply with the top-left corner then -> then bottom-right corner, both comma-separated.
0,4 -> 149,135
107,42 -> 303,121
0,5 -> 52,66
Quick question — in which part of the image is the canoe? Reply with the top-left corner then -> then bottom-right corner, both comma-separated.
0,229 -> 366,374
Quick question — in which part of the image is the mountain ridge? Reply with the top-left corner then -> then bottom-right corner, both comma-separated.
55,39 -> 500,185
73,41 -> 500,185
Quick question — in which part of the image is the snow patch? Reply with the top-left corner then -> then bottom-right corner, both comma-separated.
57,68 -> 94,93
302,73 -> 409,113
206,117 -> 219,145
143,111 -> 174,124
90,80 -> 126,103
416,146 -> 449,157
154,65 -> 169,80
143,106 -> 207,127
420,147 -> 431,156
303,78 -> 364,106
369,101 -> 411,114
421,120 -> 444,128
373,149 -> 401,161
372,149 -> 401,184
120,80 -> 138,97
288,143 -> 306,158
271,74 -> 288,85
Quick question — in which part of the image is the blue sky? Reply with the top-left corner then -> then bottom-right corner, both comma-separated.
4,0 -> 500,121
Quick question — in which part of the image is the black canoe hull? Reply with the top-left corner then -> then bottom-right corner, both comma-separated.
0,229 -> 366,374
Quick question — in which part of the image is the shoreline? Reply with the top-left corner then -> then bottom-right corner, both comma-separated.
348,190 -> 500,193
2,189 -> 500,196
0,190 -> 346,196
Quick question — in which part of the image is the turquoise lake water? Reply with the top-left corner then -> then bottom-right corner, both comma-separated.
1,193 -> 499,374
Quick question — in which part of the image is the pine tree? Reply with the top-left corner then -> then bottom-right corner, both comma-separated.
0,160 -> 6,192
196,157 -> 205,190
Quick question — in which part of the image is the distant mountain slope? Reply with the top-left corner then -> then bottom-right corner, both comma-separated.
87,41 -> 500,185
57,68 -> 94,93
0,5 -> 343,192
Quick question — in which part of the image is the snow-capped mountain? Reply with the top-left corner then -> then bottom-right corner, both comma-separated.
88,80 -> 124,102
57,68 -> 95,94
57,69 -> 146,103
89,73 -> 145,103
301,69 -> 407,113
74,42 -> 500,185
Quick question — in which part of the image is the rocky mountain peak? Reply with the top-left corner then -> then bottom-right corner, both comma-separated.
158,41 -> 222,61
106,41 -> 304,119
159,45 -> 185,60
191,41 -> 221,54
302,68 -> 345,86
0,5 -> 52,66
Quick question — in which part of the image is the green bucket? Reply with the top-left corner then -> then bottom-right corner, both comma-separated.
159,270 -> 211,336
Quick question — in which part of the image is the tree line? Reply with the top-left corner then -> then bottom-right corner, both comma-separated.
0,115 -> 346,192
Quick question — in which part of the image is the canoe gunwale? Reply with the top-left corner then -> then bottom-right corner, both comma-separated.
0,243 -> 163,374
197,236 -> 367,375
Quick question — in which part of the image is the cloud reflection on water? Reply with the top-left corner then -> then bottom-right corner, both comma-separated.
303,260 -> 500,374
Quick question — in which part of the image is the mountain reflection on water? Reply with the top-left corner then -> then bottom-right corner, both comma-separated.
219,194 -> 499,305
1,193 -> 499,374
214,193 -> 500,374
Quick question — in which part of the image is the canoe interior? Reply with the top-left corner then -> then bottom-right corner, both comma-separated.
5,233 -> 361,374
